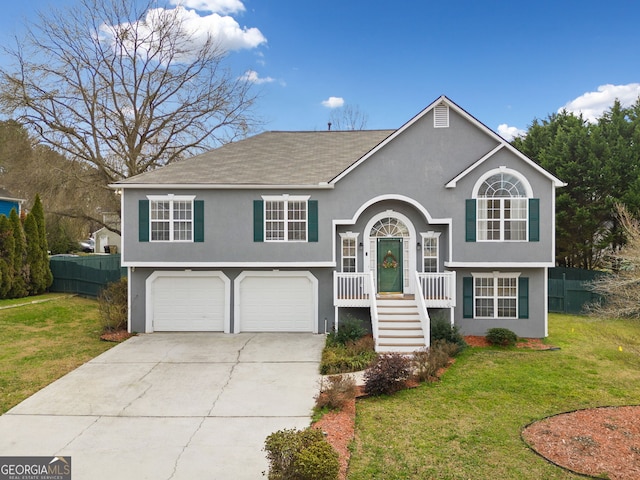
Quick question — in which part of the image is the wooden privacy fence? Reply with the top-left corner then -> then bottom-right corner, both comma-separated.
49,254 -> 126,298
548,267 -> 605,314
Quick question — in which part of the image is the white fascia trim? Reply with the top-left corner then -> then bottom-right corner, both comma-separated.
122,261 -> 336,268
110,183 -> 334,190
147,194 -> 196,201
445,261 -> 555,268
471,271 -> 521,278
445,144 -> 504,188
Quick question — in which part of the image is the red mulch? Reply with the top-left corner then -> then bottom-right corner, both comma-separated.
100,330 -> 133,342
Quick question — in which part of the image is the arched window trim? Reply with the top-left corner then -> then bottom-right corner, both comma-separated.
471,167 -> 533,199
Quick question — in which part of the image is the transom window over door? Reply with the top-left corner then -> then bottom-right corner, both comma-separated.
475,170 -> 531,242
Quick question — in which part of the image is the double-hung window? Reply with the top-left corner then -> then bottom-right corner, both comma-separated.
421,232 -> 440,272
472,170 -> 533,242
264,195 -> 309,242
148,195 -> 195,242
463,273 -> 528,319
477,172 -> 527,241
340,233 -> 359,272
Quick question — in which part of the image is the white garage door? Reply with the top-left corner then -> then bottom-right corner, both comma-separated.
150,273 -> 227,331
237,273 -> 316,332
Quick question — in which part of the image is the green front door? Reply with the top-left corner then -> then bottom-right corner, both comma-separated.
377,238 -> 403,293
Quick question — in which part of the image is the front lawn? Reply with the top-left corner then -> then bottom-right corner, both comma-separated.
348,314 -> 640,479
0,295 -> 118,414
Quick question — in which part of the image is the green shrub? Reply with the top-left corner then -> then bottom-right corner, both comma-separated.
320,335 -> 377,375
316,374 -> 356,410
263,427 -> 339,480
486,327 -> 518,346
430,314 -> 467,353
364,353 -> 412,396
327,315 -> 367,346
98,277 -> 128,332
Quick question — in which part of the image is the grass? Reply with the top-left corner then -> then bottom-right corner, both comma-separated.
0,294 -> 117,414
347,313 -> 640,479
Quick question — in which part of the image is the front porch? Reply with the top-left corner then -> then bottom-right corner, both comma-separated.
334,271 -> 456,308
333,271 -> 456,353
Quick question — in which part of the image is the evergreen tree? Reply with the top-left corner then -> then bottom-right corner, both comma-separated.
24,212 -> 46,295
0,215 -> 14,298
30,194 -> 53,289
8,208 -> 28,298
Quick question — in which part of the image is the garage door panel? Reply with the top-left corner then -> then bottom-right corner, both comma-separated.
238,275 -> 315,332
152,275 -> 226,331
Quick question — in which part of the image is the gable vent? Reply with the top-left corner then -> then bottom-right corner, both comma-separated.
434,103 -> 449,128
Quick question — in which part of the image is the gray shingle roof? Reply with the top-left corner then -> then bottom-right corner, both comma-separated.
118,130 -> 395,186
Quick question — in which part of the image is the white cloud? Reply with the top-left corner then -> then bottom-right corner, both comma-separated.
101,5 -> 266,61
240,70 -> 274,84
560,83 -> 640,122
321,97 -> 345,108
498,124 -> 526,141
169,0 -> 246,14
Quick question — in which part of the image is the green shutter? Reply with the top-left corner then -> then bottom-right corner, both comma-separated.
465,199 -> 476,242
253,200 -> 264,242
308,200 -> 318,242
518,277 -> 529,319
463,276 -> 474,318
139,200 -> 149,242
194,200 -> 204,242
529,198 -> 540,242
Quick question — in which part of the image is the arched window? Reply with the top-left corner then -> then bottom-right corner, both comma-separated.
474,170 -> 531,241
370,217 -> 410,237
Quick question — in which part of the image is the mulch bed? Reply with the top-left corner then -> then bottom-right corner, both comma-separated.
100,330 -> 133,342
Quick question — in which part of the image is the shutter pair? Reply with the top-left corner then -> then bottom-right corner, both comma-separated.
138,200 -> 204,242
253,200 -> 319,242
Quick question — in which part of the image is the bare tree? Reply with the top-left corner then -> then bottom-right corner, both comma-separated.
0,0 -> 259,226
588,204 -> 640,319
329,104 -> 368,131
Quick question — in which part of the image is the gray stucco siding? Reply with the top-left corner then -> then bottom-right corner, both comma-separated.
129,266 -> 335,333
453,267 -> 547,338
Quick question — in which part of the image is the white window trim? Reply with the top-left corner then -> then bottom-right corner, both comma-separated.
420,231 -> 441,273
473,167 -> 532,243
146,194 -> 196,243
339,232 -> 359,272
262,194 -> 310,242
471,271 -> 521,319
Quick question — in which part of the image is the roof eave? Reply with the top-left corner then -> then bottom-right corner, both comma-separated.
109,182 -> 335,190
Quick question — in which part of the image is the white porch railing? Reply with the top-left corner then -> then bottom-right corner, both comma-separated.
368,272 -> 379,343
334,271 -> 456,308
417,271 -> 456,308
333,271 -> 371,307
414,271 -> 431,348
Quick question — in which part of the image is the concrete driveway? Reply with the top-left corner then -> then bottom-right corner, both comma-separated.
0,333 -> 325,479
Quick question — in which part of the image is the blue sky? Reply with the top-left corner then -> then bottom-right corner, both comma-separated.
1,0 -> 639,140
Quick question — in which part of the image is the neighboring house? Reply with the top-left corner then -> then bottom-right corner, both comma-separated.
93,226 -> 121,254
114,96 -> 564,352
0,187 -> 24,217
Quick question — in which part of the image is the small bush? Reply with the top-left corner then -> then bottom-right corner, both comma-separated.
327,315 -> 367,346
316,374 -> 356,410
364,353 -> 412,396
264,427 -> 339,480
430,314 -> 467,353
412,340 -> 454,382
320,335 -> 377,375
98,277 -> 128,332
486,327 -> 518,346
